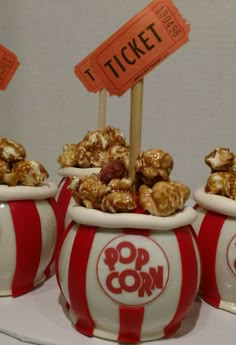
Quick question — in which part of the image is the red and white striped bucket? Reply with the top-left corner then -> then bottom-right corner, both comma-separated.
0,182 -> 63,297
56,167 -> 100,228
192,187 -> 236,313
56,204 -> 200,342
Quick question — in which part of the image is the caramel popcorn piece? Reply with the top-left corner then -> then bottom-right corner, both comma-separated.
57,126 -> 128,169
13,160 -> 49,186
0,159 -> 18,186
108,145 -> 128,161
0,159 -> 11,183
104,126 -> 127,147
0,138 -> 26,162
69,174 -> 136,213
90,149 -> 110,168
107,177 -> 133,192
205,172 -> 236,200
204,147 -> 236,199
2,172 -> 19,186
76,142 -> 93,168
231,156 -> 236,174
205,147 -> 235,172
84,129 -> 109,151
57,144 -> 78,167
101,191 -> 136,213
101,177 -> 136,213
0,136 -> 49,187
68,145 -> 190,216
69,174 -> 110,209
139,181 -> 190,217
136,149 -> 173,186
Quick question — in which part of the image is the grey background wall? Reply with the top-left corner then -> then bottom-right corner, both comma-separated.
0,0 -> 235,194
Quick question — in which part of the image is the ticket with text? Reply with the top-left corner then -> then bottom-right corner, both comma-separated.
91,0 -> 190,96
74,53 -> 104,93
0,45 -> 20,90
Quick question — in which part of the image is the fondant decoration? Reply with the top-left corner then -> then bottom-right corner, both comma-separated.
192,187 -> 236,314
0,44 -> 20,90
90,0 -> 190,96
0,182 -> 63,297
56,203 -> 200,342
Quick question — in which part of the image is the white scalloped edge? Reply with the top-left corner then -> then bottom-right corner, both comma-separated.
193,187 -> 236,217
58,167 -> 101,178
68,202 -> 196,231
0,182 -> 58,201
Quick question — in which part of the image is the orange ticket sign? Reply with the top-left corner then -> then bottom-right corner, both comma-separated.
74,54 -> 103,93
0,45 -> 20,90
91,0 -> 190,96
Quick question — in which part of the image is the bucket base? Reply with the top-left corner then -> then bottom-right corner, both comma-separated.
201,295 -> 236,314
66,301 -> 181,342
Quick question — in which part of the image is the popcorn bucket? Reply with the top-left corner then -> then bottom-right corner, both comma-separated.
0,182 -> 63,297
192,187 -> 236,313
56,204 -> 200,342
56,167 -> 100,228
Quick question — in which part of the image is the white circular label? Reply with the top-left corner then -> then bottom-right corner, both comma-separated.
227,234 -> 236,276
96,234 -> 169,306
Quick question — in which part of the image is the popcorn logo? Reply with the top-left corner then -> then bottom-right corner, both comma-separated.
97,234 -> 169,306
227,234 -> 236,276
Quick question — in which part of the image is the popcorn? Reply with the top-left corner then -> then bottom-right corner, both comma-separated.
0,159 -> 11,183
104,126 -> 126,146
69,148 -> 189,216
205,147 -> 235,172
57,144 -> 78,167
139,181 -> 190,216
13,160 -> 49,186
84,130 -> 109,150
204,147 -> 236,199
0,136 -> 49,187
76,142 -> 93,168
57,126 -> 128,169
0,137 -> 26,162
69,174 -> 110,209
135,149 -> 173,186
101,191 -> 136,213
205,172 -> 236,200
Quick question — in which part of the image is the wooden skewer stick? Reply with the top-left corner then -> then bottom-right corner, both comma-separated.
98,87 -> 107,130
129,79 -> 144,181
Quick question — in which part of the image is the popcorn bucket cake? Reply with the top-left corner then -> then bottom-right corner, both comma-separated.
191,147 -> 236,313
56,126 -> 128,227
0,137 -> 63,297
56,149 -> 201,342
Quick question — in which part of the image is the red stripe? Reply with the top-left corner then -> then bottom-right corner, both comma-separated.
68,224 -> 96,336
164,226 -> 199,338
118,305 -> 144,343
197,211 -> 226,307
55,221 -> 75,294
9,201 -> 42,297
57,178 -> 71,226
44,197 -> 64,278
124,228 -> 150,236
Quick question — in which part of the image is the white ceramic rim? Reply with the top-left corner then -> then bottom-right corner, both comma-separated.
193,187 -> 236,217
58,167 -> 101,178
0,182 -> 58,201
68,202 -> 196,231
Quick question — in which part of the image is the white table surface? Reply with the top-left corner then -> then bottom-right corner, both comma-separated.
0,275 -> 234,345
